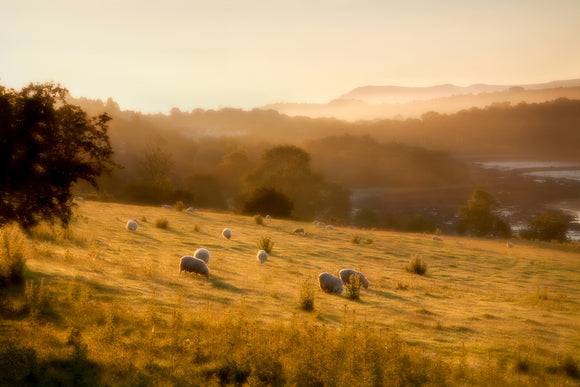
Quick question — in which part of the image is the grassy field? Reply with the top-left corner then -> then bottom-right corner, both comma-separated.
1,200 -> 579,386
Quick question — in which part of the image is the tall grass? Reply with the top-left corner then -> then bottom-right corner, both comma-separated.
257,236 -> 274,254
405,255 -> 428,275
0,227 -> 26,287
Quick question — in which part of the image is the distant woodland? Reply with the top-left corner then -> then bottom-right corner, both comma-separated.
73,96 -> 580,220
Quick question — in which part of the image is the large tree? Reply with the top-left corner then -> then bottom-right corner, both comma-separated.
456,189 -> 512,238
0,83 -> 116,230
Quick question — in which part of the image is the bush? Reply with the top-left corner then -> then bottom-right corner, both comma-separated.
0,227 -> 26,288
174,201 -> 185,212
351,235 -> 361,244
257,236 -> 274,254
520,212 -> 569,242
354,207 -> 379,229
254,215 -> 264,225
345,275 -> 361,300
154,218 -> 169,229
298,279 -> 315,311
405,255 -> 428,275
241,187 -> 293,218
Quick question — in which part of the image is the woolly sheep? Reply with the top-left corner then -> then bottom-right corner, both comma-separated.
318,272 -> 344,295
432,236 -> 443,241
126,220 -> 138,231
339,269 -> 370,289
162,204 -> 173,209
194,248 -> 210,264
326,225 -> 334,230
257,250 -> 268,264
186,207 -> 195,213
179,256 -> 209,278
265,215 -> 272,219
222,228 -> 232,239
507,241 -> 514,248
292,227 -> 305,235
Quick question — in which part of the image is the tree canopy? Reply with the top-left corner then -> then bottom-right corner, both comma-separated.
520,212 -> 569,242
0,83 -> 116,230
456,189 -> 512,238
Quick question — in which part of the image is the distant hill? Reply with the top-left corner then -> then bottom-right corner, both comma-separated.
261,80 -> 580,121
338,79 -> 580,104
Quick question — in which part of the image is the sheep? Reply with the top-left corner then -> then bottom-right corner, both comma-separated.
326,225 -> 334,230
222,228 -> 232,239
257,250 -> 268,264
194,248 -> 210,264
126,220 -> 138,231
179,256 -> 209,278
74,196 -> 84,202
318,272 -> 344,295
186,207 -> 195,214
432,236 -> 443,241
265,215 -> 272,219
339,269 -> 370,289
292,227 -> 305,235
507,241 -> 514,248
162,204 -> 173,209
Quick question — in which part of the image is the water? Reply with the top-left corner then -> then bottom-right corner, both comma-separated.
474,160 -> 580,171
524,170 -> 580,182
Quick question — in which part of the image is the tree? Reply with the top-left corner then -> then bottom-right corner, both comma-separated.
456,189 -> 512,238
0,83 -> 116,230
520,212 -> 569,242
240,187 -> 293,218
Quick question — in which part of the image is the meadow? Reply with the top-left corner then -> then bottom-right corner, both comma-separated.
1,200 -> 579,386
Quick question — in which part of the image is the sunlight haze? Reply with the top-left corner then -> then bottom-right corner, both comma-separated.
1,0 -> 579,113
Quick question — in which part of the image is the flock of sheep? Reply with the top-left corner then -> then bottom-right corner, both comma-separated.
124,211 -> 371,297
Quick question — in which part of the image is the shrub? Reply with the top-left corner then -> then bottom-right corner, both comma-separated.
354,207 -> 379,229
0,227 -> 26,287
345,275 -> 361,300
405,255 -> 428,275
154,218 -> 169,229
351,235 -> 361,244
520,212 -> 569,242
257,236 -> 274,254
254,215 -> 264,225
298,279 -> 315,311
174,201 -> 185,212
241,187 -> 293,218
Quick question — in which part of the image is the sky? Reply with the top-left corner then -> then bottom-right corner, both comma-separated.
1,0 -> 579,113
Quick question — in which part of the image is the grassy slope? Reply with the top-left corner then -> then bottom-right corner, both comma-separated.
3,200 -> 580,383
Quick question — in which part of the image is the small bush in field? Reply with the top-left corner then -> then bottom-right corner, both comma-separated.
254,215 -> 264,225
174,201 -> 185,212
155,218 -> 169,229
193,225 -> 200,233
257,236 -> 274,254
0,227 -> 27,287
298,279 -> 315,311
405,255 -> 428,275
351,235 -> 361,244
345,275 -> 361,300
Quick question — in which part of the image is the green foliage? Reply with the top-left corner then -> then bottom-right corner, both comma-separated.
241,187 -> 293,218
0,227 -> 26,287
345,275 -> 361,300
154,218 -> 169,229
257,236 -> 274,254
354,207 -> 380,229
406,255 -> 428,275
456,189 -> 512,238
0,82 -> 116,230
298,279 -> 315,311
520,212 -> 569,242
185,173 -> 227,209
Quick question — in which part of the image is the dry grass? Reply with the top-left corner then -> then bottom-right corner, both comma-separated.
1,200 -> 579,385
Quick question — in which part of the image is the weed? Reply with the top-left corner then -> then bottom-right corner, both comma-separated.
141,216 -> 148,223
155,218 -> 169,229
298,279 -> 315,311
364,238 -> 373,245
257,236 -> 274,254
174,201 -> 185,212
351,235 -> 361,244
345,275 -> 361,300
405,255 -> 428,275
396,279 -> 410,290
254,215 -> 264,225
193,224 -> 200,232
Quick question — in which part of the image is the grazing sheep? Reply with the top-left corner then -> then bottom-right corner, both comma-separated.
194,248 -> 210,264
318,272 -> 344,295
314,220 -> 325,227
222,228 -> 232,239
326,225 -> 334,230
179,256 -> 209,278
265,215 -> 272,219
432,236 -> 443,241
507,241 -> 514,248
339,269 -> 370,289
456,241 -> 465,246
126,220 -> 138,231
186,207 -> 195,213
74,196 -> 84,202
292,227 -> 305,235
257,250 -> 268,264
162,204 -> 173,209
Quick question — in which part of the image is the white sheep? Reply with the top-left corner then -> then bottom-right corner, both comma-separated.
126,220 -> 138,231
339,269 -> 370,289
222,228 -> 232,239
318,272 -> 344,295
186,207 -> 195,214
194,248 -> 210,264
265,215 -> 272,219
432,236 -> 443,241
507,241 -> 514,248
257,250 -> 268,264
162,204 -> 173,209
179,256 -> 209,278
326,225 -> 334,230
292,227 -> 305,235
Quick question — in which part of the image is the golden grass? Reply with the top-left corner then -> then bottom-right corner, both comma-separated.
1,200 -> 579,384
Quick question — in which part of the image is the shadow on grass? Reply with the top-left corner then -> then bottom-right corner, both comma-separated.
210,276 -> 245,294
366,289 -> 405,301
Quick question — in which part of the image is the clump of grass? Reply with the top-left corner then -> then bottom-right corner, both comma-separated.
257,236 -> 274,254
155,218 -> 169,229
405,255 -> 428,275
254,215 -> 264,225
0,227 -> 27,287
364,238 -> 373,245
396,279 -> 410,290
298,279 -> 315,311
345,275 -> 361,300
174,201 -> 185,212
193,225 -> 200,233
351,235 -> 361,244
141,216 -> 148,223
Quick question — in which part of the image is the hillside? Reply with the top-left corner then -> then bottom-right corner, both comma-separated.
1,201 -> 579,385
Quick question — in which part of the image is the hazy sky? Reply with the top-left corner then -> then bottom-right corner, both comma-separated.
1,0 -> 579,113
